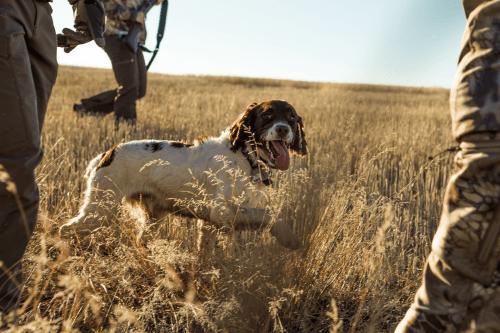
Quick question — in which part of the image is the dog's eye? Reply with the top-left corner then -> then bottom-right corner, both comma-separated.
289,114 -> 297,121
262,113 -> 273,120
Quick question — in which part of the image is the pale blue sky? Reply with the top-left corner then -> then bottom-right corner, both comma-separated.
53,1 -> 465,87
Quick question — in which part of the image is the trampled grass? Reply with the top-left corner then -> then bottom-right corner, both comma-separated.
4,66 -> 454,332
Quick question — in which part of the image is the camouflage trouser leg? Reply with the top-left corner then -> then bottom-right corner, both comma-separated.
396,1 -> 500,332
396,146 -> 500,332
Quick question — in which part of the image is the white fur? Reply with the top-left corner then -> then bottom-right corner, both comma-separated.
263,121 -> 294,143
60,130 -> 300,248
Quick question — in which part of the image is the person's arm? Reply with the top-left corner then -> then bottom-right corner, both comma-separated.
119,0 -> 158,52
57,0 -> 105,53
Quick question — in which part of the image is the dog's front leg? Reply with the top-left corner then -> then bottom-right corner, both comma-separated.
236,206 -> 300,250
210,204 -> 300,249
269,218 -> 301,250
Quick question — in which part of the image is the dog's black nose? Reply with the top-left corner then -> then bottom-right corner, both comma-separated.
275,125 -> 290,138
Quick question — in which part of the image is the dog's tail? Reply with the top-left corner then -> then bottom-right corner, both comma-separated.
85,153 -> 104,179
61,152 -> 112,239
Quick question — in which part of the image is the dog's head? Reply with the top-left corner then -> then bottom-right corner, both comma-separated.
229,100 -> 307,170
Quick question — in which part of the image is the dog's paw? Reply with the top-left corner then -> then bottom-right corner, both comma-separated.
270,221 -> 301,250
59,220 -> 78,239
59,216 -> 93,239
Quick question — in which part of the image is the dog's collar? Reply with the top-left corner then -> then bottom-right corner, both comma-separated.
251,166 -> 272,186
241,143 -> 273,186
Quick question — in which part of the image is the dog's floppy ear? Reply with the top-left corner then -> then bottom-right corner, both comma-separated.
229,102 -> 260,151
290,116 -> 308,155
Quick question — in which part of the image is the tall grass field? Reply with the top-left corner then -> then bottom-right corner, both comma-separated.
3,66 -> 454,332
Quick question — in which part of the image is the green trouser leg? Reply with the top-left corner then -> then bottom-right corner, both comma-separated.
80,35 -> 147,121
0,0 -> 57,312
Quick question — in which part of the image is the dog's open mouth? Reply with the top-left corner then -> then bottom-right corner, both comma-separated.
264,140 -> 290,170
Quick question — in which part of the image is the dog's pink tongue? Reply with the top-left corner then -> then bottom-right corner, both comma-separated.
271,141 -> 290,170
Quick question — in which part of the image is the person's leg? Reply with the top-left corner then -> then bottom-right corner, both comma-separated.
396,149 -> 500,332
79,90 -> 116,114
137,49 -> 147,100
29,2 -> 58,131
0,0 -> 57,312
105,35 -> 140,122
396,1 -> 500,331
78,35 -> 118,115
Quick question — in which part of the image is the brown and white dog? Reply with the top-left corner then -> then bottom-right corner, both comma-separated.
60,100 -> 307,249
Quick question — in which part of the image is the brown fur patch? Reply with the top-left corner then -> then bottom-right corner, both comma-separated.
145,142 -> 164,152
96,145 -> 117,170
170,141 -> 194,148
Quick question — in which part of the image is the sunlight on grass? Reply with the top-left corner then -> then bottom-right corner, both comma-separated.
2,66 -> 453,332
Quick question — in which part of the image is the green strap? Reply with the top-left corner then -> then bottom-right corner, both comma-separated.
146,0 -> 169,71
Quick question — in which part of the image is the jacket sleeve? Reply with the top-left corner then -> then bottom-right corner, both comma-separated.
102,1 -> 133,21
67,0 -> 90,32
67,0 -> 106,47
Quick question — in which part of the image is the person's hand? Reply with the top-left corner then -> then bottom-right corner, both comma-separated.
58,0 -> 105,53
56,28 -> 93,53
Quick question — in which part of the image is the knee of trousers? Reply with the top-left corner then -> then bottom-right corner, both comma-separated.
0,144 -> 41,224
117,83 -> 139,97
137,85 -> 146,100
431,142 -> 500,285
0,149 -> 42,199
451,0 -> 500,140
0,165 -> 39,234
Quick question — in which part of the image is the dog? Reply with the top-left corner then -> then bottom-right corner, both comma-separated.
60,100 -> 307,249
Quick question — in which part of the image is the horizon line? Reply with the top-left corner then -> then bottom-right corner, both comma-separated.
59,64 -> 450,91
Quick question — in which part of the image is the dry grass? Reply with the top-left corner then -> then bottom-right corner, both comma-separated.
2,66 -> 454,332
